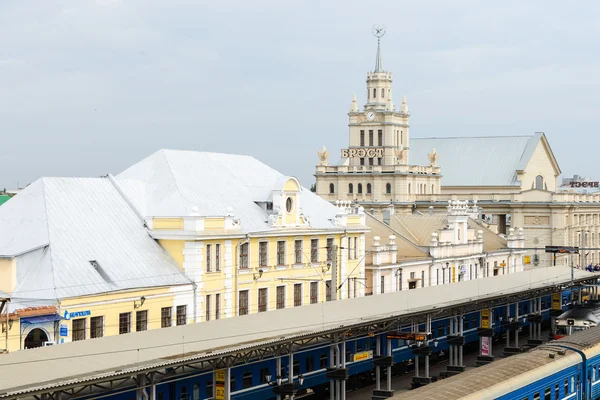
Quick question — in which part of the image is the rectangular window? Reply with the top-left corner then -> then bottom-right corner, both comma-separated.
368,157 -> 374,166
320,354 -> 328,368
72,318 -> 86,341
90,316 -> 103,338
294,283 -> 302,307
381,276 -> 385,294
378,130 -> 383,146
258,288 -> 268,312
326,238 -> 334,261
136,310 -> 148,332
295,240 -> 303,264
360,158 -> 365,166
277,240 -> 286,266
276,286 -> 285,309
533,392 -> 540,400
360,130 -> 365,146
311,239 -> 318,263
239,242 -> 249,269
239,290 -> 249,315
422,271 -> 425,287
176,305 -> 187,325
259,242 -> 268,267
306,356 -> 314,372
205,294 -> 211,321
215,243 -> 221,271
310,282 -> 318,304
260,368 -> 269,384
347,237 -> 352,260
354,237 -> 358,259
293,361 -> 300,376
369,130 -> 373,146
215,293 -> 221,319
206,244 -> 212,272
326,280 -> 332,301
242,371 -> 253,389
119,312 -> 131,334
544,387 -> 551,400
377,157 -> 382,165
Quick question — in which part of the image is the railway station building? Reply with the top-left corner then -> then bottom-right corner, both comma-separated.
315,33 -> 600,269
363,199 -> 526,295
0,150 -> 368,352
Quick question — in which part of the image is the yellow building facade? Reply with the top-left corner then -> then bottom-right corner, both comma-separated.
115,151 -> 369,322
0,151 -> 367,353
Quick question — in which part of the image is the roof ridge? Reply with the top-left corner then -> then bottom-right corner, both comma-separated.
161,150 -> 190,215
412,135 -> 533,140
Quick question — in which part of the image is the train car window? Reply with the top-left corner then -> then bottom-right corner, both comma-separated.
533,392 -> 540,400
293,360 -> 300,376
320,354 -> 328,368
346,349 -> 352,363
357,341 -> 363,352
259,367 -> 269,384
306,356 -> 314,372
193,384 -> 200,400
158,393 -> 164,400
564,379 -> 568,395
437,326 -> 444,337
242,372 -> 253,389
180,386 -> 187,400
206,381 -> 213,398
544,387 -> 550,400
593,366 -> 596,381
471,316 -> 477,328
230,376 -> 236,392
554,384 -> 559,399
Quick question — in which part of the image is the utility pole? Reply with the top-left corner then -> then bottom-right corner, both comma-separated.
331,244 -> 338,301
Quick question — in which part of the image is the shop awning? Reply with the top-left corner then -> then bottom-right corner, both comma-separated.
20,314 -> 62,325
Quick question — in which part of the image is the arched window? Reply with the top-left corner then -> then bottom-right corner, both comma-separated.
408,183 -> 411,194
381,88 -> 385,97
386,183 -> 391,194
373,88 -> 377,98
367,183 -> 372,194
431,184 -> 435,194
329,183 -> 335,194
535,175 -> 544,190
348,183 -> 353,194
358,183 -> 363,194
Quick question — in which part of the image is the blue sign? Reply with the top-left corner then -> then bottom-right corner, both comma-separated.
63,310 -> 91,321
59,324 -> 68,336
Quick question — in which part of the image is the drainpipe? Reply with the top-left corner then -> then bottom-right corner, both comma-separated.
192,282 -> 198,324
234,235 -> 250,316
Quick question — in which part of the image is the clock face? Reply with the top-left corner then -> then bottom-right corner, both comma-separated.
366,112 -> 375,121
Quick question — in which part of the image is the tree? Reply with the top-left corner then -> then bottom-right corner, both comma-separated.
310,183 -> 316,192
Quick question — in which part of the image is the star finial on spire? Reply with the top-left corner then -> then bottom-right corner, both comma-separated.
372,24 -> 386,72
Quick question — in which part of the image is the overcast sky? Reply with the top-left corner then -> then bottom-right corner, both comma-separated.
1,0 -> 599,189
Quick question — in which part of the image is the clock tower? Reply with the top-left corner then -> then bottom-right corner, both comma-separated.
347,26 -> 410,167
315,26 -> 441,212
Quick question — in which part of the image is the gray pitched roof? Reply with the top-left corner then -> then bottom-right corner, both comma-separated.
0,177 -> 192,300
116,149 -> 347,233
410,133 -> 544,187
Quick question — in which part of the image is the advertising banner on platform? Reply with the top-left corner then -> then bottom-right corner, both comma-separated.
481,336 -> 490,356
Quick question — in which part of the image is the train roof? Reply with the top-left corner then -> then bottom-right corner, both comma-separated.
390,326 -> 600,399
557,305 -> 600,324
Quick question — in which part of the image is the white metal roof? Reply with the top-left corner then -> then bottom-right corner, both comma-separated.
0,267 -> 593,396
0,177 -> 193,300
116,149 -> 347,233
410,134 -> 543,187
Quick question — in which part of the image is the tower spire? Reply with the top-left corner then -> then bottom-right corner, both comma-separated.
372,24 -> 386,72
374,37 -> 382,72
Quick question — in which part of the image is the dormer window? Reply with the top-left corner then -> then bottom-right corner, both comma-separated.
286,197 -> 293,213
267,202 -> 273,211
